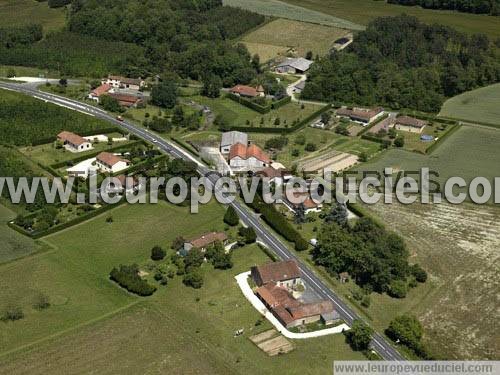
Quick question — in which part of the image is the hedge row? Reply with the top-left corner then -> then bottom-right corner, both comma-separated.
110,264 -> 156,296
228,103 -> 331,134
271,95 -> 292,110
361,134 -> 392,146
357,113 -> 389,137
112,154 -> 167,176
171,137 -> 199,156
50,140 -> 143,169
437,116 -> 500,129
425,124 -> 461,155
227,92 -> 271,114
8,200 -> 125,239
398,111 -> 457,125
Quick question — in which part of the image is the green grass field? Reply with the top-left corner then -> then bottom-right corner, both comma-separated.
0,205 -> 42,263
439,83 -> 500,126
0,0 -> 66,32
191,95 -> 322,129
282,0 -> 500,38
242,18 -> 350,61
223,0 -> 364,30
0,199 -> 364,372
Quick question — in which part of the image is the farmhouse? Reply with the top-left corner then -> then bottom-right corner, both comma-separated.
220,131 -> 248,154
229,143 -> 271,172
108,93 -> 144,108
275,58 -> 313,74
103,75 -> 145,90
251,259 -> 302,288
336,107 -> 384,125
229,85 -> 264,98
95,152 -> 130,174
88,83 -> 112,102
394,116 -> 428,133
252,260 -> 340,328
57,131 -> 93,153
182,232 -> 228,255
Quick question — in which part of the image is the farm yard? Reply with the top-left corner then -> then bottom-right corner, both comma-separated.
281,0 -> 500,38
241,19 -> 351,61
0,201 -> 364,373
439,83 -> 500,127
223,0 -> 364,30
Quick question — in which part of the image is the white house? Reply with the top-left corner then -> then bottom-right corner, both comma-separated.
96,152 -> 130,174
394,116 -> 428,133
103,75 -> 144,91
220,131 -> 248,154
103,175 -> 141,195
228,143 -> 271,172
336,107 -> 384,125
57,131 -> 93,153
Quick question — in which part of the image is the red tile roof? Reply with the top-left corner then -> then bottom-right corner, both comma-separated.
96,152 -> 129,167
57,131 -> 88,147
108,93 -> 141,107
188,232 -> 227,249
252,260 -> 301,284
337,107 -> 384,122
230,85 -> 259,97
91,84 -> 111,97
229,143 -> 271,164
395,116 -> 427,128
288,300 -> 334,320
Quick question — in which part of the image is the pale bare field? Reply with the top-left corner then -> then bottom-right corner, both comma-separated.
366,200 -> 500,359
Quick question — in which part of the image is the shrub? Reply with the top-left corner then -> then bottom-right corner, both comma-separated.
388,279 -> 408,298
394,137 -> 405,148
224,206 -> 239,226
151,246 -> 166,261
183,271 -> 204,289
305,143 -> 317,152
2,306 -> 24,321
294,237 -> 309,251
33,293 -> 51,310
410,264 -> 428,283
238,226 -> 257,244
109,264 -> 156,296
345,320 -> 373,351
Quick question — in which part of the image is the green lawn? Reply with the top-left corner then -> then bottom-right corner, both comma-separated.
439,83 -> 500,127
0,199 -> 364,372
282,0 -> 500,38
19,134 -> 129,167
0,65 -> 58,79
190,95 -> 322,129
0,205 -> 42,263
0,0 -> 66,32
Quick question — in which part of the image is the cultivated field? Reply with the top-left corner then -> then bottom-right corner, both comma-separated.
242,19 -> 350,60
223,0 -> 364,30
439,83 -> 500,127
355,125 -> 500,191
0,0 -> 66,31
282,0 -> 500,38
363,200 -> 500,359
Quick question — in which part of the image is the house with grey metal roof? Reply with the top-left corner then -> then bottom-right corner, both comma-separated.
220,131 -> 248,154
276,58 -> 313,74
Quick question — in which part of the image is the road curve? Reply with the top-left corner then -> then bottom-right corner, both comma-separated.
0,81 -> 405,361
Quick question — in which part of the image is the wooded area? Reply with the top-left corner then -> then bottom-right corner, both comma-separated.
388,0 -> 500,15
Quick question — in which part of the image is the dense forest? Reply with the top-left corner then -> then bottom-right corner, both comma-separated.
0,0 -> 264,81
388,0 -> 500,15
302,15 -> 500,112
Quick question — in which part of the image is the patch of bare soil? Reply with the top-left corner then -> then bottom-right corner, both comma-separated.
366,200 -> 500,359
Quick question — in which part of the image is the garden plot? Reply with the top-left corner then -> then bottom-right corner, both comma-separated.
299,150 -> 358,174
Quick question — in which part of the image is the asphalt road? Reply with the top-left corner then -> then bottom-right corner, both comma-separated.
0,81 -> 405,361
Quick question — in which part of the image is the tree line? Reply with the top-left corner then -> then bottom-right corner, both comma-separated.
302,15 -> 500,112
387,0 -> 500,15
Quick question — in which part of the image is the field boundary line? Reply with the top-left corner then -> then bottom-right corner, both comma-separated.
0,300 -> 142,360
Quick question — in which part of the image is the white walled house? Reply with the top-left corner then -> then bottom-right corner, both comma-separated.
57,131 -> 93,153
103,75 -> 145,90
220,131 -> 248,154
96,152 -> 130,174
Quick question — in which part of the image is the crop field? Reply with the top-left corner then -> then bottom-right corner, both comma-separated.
354,125 -> 500,191
241,19 -> 350,60
223,0 -> 364,30
0,200 -> 364,373
0,0 -> 66,32
439,83 -> 500,127
0,205 -> 42,264
282,0 -> 500,38
362,200 -> 500,359
190,95 -> 321,129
